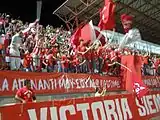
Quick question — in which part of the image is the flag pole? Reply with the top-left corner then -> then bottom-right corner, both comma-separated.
115,62 -> 132,72
36,0 -> 42,39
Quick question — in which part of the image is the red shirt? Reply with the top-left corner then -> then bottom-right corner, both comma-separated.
80,46 -> 86,52
77,45 -> 86,57
23,54 -> 32,68
143,56 -> 149,64
52,47 -> 58,56
97,46 -> 102,55
4,38 -> 9,49
61,55 -> 69,68
85,49 -> 92,60
102,60 -> 110,72
155,59 -> 160,70
72,57 -> 80,66
110,50 -> 116,59
92,50 -> 98,59
46,54 -> 55,66
16,86 -> 35,103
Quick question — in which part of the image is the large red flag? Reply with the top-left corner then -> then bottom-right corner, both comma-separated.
132,56 -> 148,98
98,0 -> 116,30
80,21 -> 96,45
70,26 -> 82,48
121,55 -> 148,98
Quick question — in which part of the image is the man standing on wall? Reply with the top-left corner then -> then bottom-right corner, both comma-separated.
15,79 -> 36,103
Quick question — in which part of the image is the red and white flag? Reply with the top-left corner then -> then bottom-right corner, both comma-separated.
98,0 -> 116,30
132,56 -> 148,98
132,70 -> 148,98
70,26 -> 82,48
121,55 -> 148,99
95,30 -> 106,46
80,20 -> 96,45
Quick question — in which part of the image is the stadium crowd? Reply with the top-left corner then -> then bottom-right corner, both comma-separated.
0,13 -> 160,76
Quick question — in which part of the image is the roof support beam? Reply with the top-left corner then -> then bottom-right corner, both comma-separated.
116,0 -> 138,13
66,0 -> 98,22
64,5 -> 77,16
117,1 -> 160,28
79,0 -> 103,20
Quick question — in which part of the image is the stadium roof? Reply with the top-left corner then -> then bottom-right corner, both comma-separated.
53,0 -> 160,44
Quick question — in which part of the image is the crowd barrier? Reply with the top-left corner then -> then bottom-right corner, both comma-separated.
0,91 -> 159,120
0,71 -> 160,96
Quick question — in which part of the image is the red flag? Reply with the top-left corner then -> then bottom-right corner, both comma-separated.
132,72 -> 148,98
95,30 -> 106,46
80,21 -> 96,45
98,0 -> 116,30
132,56 -> 148,98
121,55 -> 148,98
70,26 -> 82,48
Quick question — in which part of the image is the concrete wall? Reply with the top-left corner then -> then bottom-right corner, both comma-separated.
0,92 -> 94,106
0,90 -> 127,106
1,89 -> 159,106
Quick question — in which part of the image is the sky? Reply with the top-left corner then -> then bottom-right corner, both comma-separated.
0,0 -> 66,27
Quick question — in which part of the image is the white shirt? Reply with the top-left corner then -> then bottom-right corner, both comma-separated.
10,33 -> 22,48
95,92 -> 102,97
119,28 -> 141,50
9,33 -> 22,56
